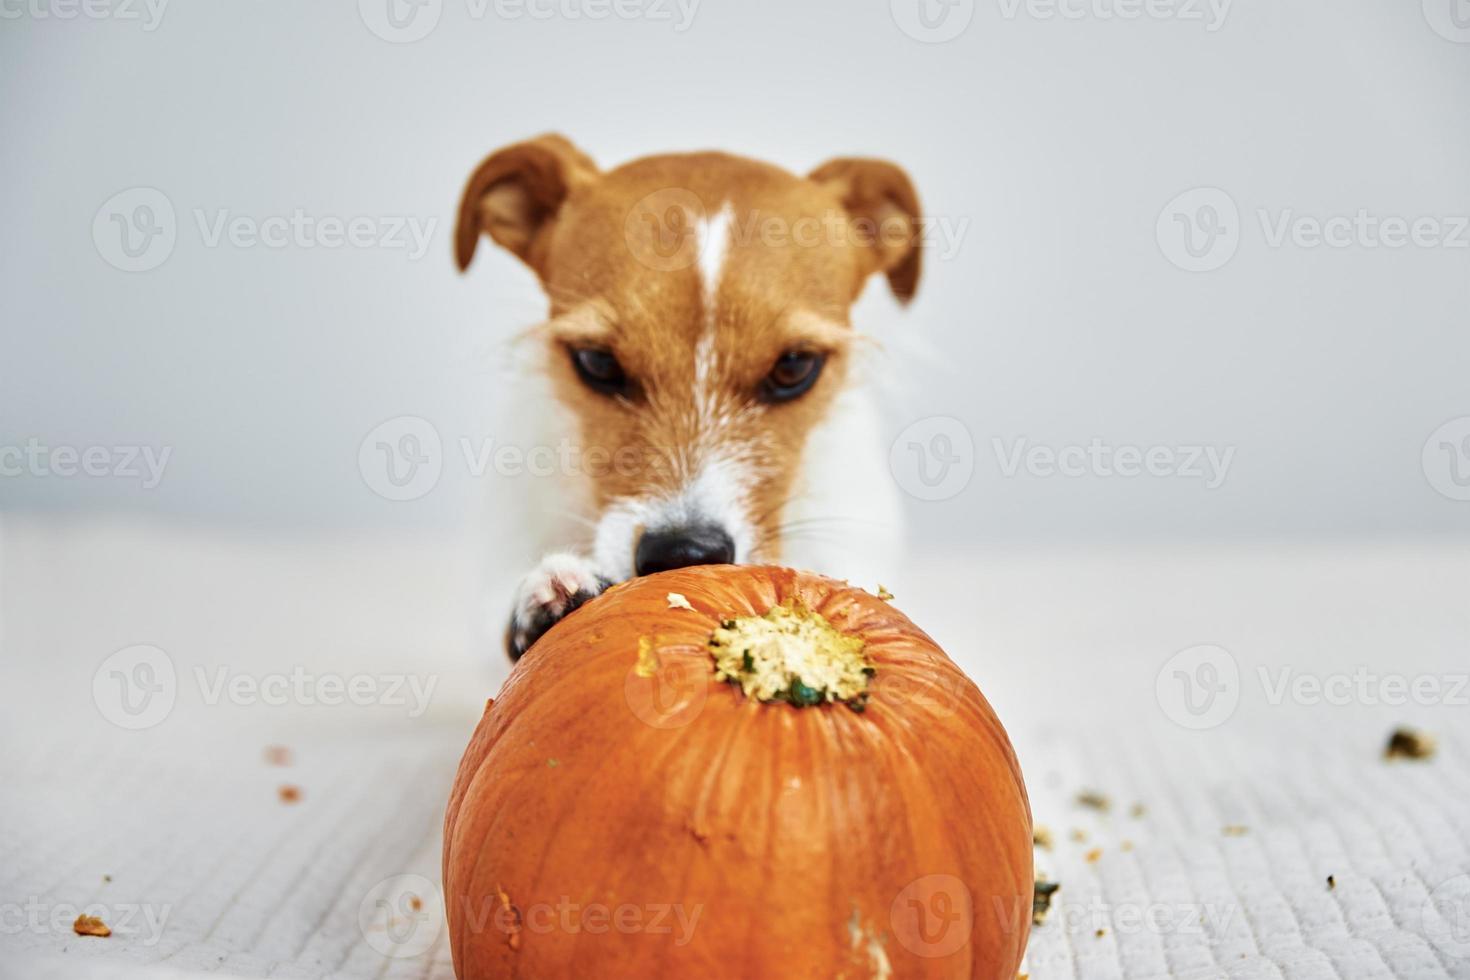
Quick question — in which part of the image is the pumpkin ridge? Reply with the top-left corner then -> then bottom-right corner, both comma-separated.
515,633 -> 688,972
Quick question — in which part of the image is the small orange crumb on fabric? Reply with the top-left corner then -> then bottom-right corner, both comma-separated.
73,915 -> 111,938
278,785 -> 302,804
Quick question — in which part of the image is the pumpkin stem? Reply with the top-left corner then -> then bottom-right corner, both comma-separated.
708,602 -> 874,709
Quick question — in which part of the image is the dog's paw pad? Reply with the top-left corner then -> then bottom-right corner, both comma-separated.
507,555 -> 609,660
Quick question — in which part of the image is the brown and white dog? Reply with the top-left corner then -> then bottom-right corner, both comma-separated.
455,134 -> 920,660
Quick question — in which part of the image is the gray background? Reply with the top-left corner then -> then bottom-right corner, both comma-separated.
2,0 -> 1468,545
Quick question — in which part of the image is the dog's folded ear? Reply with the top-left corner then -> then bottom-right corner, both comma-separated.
455,134 -> 599,275
808,157 -> 922,303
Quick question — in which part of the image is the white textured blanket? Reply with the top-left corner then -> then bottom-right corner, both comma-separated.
2,518 -> 1466,979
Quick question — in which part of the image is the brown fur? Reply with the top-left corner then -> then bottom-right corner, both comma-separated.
457,135 -> 921,562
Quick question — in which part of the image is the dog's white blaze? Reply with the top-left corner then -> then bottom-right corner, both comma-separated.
590,449 -> 759,582
693,203 -> 732,436
696,203 -> 733,317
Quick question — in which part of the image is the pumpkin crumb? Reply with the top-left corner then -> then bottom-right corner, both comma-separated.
278,785 -> 301,804
876,585 -> 894,601
1032,879 -> 1060,925
73,914 -> 111,938
1069,828 -> 1088,843
496,884 -> 522,951
1129,802 -> 1147,819
1033,826 -> 1053,851
409,895 -> 423,911
263,745 -> 292,766
634,635 -> 660,678
1096,928 -> 1106,938
666,592 -> 695,611
1223,825 -> 1248,836
845,907 -> 892,980
1076,790 -> 1111,812
1084,848 -> 1102,863
708,601 -> 874,708
1384,727 -> 1435,761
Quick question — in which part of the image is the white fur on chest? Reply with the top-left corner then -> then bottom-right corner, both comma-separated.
779,378 -> 905,587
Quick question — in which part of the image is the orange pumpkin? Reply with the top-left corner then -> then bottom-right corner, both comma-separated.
443,566 -> 1032,979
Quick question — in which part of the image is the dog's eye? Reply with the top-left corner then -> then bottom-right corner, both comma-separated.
570,347 -> 628,396
761,350 -> 825,403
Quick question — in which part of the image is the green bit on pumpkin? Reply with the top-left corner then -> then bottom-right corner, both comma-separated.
1032,879 -> 1060,926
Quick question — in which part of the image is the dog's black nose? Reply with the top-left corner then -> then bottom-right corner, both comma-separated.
635,525 -> 735,577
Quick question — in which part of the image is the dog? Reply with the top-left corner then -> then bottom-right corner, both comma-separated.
455,134 -> 921,660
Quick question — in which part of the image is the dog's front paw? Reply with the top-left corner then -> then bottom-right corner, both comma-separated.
506,553 -> 610,661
